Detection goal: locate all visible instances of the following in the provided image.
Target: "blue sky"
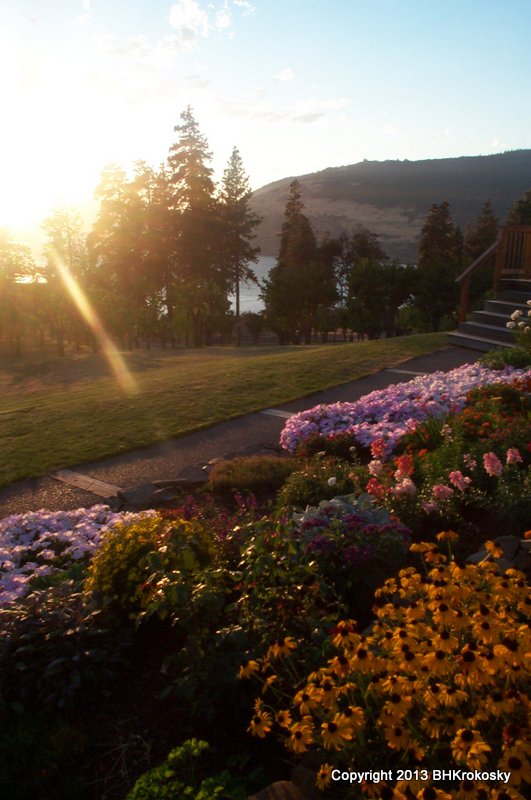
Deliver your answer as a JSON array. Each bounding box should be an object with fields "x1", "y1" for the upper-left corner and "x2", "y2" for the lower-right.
[{"x1": 1, "y1": 0, "x2": 530, "y2": 239}]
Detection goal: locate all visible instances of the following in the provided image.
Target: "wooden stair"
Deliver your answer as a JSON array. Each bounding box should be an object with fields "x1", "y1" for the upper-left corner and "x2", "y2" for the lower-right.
[{"x1": 448, "y1": 278, "x2": 531, "y2": 351}]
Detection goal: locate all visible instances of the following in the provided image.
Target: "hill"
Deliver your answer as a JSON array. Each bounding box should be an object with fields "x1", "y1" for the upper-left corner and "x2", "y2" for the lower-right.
[{"x1": 251, "y1": 149, "x2": 531, "y2": 262}]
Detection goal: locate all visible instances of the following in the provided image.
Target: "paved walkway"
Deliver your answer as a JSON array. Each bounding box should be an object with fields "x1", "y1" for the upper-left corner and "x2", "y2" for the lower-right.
[{"x1": 0, "y1": 346, "x2": 479, "y2": 517}]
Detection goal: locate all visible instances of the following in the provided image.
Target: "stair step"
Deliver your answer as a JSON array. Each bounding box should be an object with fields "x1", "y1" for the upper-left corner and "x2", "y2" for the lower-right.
[
  {"x1": 447, "y1": 331, "x2": 514, "y2": 352},
  {"x1": 498, "y1": 290, "x2": 531, "y2": 303},
  {"x1": 501, "y1": 278, "x2": 531, "y2": 292},
  {"x1": 471, "y1": 310, "x2": 513, "y2": 328},
  {"x1": 458, "y1": 321, "x2": 515, "y2": 342},
  {"x1": 485, "y1": 299, "x2": 530, "y2": 315}
]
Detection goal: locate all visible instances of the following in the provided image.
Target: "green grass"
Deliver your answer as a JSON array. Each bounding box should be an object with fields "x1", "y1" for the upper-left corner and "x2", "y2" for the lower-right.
[{"x1": 0, "y1": 334, "x2": 446, "y2": 488}]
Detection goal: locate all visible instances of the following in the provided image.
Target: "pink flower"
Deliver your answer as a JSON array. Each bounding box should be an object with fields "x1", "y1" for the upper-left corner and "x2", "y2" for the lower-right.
[
  {"x1": 448, "y1": 470, "x2": 472, "y2": 491},
  {"x1": 368, "y1": 459, "x2": 384, "y2": 477},
  {"x1": 432, "y1": 484, "x2": 454, "y2": 501},
  {"x1": 483, "y1": 452, "x2": 503, "y2": 477},
  {"x1": 370, "y1": 438, "x2": 386, "y2": 459},
  {"x1": 422, "y1": 501, "x2": 439, "y2": 513},
  {"x1": 391, "y1": 478, "x2": 416, "y2": 497},
  {"x1": 463, "y1": 453, "x2": 477, "y2": 470},
  {"x1": 506, "y1": 447, "x2": 523, "y2": 465}
]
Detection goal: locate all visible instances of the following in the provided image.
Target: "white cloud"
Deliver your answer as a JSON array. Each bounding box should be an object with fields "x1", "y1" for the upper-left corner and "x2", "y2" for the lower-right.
[
  {"x1": 233, "y1": 0, "x2": 256, "y2": 14},
  {"x1": 273, "y1": 68, "x2": 294, "y2": 82},
  {"x1": 169, "y1": 0, "x2": 210, "y2": 38},
  {"x1": 218, "y1": 94, "x2": 351, "y2": 125}
]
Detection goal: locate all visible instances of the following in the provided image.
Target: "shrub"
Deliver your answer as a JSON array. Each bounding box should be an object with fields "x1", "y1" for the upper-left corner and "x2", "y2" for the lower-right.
[
  {"x1": 0, "y1": 582, "x2": 129, "y2": 713},
  {"x1": 84, "y1": 515, "x2": 214, "y2": 618},
  {"x1": 481, "y1": 346, "x2": 531, "y2": 370},
  {"x1": 206, "y1": 455, "x2": 295, "y2": 501},
  {"x1": 277, "y1": 456, "x2": 363, "y2": 509},
  {"x1": 248, "y1": 536, "x2": 531, "y2": 797},
  {"x1": 125, "y1": 738, "x2": 256, "y2": 800}
]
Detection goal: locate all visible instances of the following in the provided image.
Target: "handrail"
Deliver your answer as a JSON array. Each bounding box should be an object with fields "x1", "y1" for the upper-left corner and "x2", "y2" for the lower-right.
[{"x1": 455, "y1": 236, "x2": 500, "y2": 323}]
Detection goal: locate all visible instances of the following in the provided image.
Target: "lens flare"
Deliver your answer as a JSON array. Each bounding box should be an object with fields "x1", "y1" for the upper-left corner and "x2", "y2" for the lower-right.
[{"x1": 52, "y1": 250, "x2": 138, "y2": 395}]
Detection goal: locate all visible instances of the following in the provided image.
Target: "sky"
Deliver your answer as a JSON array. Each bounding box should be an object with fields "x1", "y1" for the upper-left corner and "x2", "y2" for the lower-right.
[{"x1": 1, "y1": 0, "x2": 530, "y2": 245}]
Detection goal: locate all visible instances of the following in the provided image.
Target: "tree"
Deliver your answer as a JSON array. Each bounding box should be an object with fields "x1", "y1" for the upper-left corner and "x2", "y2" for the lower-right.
[
  {"x1": 507, "y1": 189, "x2": 531, "y2": 225},
  {"x1": 219, "y1": 147, "x2": 261, "y2": 344},
  {"x1": 262, "y1": 180, "x2": 336, "y2": 344},
  {"x1": 166, "y1": 106, "x2": 226, "y2": 346},
  {"x1": 0, "y1": 230, "x2": 36, "y2": 354},
  {"x1": 413, "y1": 201, "x2": 462, "y2": 331},
  {"x1": 42, "y1": 206, "x2": 89, "y2": 354}
]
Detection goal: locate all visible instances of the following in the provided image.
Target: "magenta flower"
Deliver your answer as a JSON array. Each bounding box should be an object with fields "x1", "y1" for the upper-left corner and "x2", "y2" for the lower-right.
[{"x1": 483, "y1": 452, "x2": 503, "y2": 477}]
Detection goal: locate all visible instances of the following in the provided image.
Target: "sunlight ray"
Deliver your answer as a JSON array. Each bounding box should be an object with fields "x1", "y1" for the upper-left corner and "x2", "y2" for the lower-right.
[{"x1": 52, "y1": 250, "x2": 139, "y2": 395}]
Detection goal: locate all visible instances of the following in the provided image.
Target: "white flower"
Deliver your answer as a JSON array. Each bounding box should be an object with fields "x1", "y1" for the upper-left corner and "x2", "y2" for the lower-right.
[
  {"x1": 327, "y1": 477, "x2": 337, "y2": 487},
  {"x1": 506, "y1": 321, "x2": 516, "y2": 329},
  {"x1": 510, "y1": 310, "x2": 523, "y2": 320}
]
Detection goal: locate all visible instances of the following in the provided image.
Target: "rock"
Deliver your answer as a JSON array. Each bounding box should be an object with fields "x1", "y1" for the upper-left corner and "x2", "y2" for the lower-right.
[
  {"x1": 247, "y1": 781, "x2": 310, "y2": 800},
  {"x1": 495, "y1": 536, "x2": 521, "y2": 560},
  {"x1": 291, "y1": 765, "x2": 323, "y2": 800},
  {"x1": 175, "y1": 464, "x2": 208, "y2": 485},
  {"x1": 117, "y1": 483, "x2": 159, "y2": 509}
]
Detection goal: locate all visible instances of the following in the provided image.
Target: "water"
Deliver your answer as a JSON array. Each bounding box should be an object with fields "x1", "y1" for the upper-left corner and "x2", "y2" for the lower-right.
[{"x1": 231, "y1": 254, "x2": 276, "y2": 314}]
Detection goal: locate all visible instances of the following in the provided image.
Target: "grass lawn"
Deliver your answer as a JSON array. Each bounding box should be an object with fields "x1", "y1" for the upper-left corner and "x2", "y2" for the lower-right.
[{"x1": 0, "y1": 333, "x2": 446, "y2": 488}]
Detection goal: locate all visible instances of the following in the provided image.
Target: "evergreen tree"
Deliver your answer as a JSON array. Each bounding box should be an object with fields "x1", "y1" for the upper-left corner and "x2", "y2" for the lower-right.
[
  {"x1": 507, "y1": 189, "x2": 531, "y2": 225},
  {"x1": 219, "y1": 147, "x2": 261, "y2": 344},
  {"x1": 413, "y1": 201, "x2": 462, "y2": 331},
  {"x1": 166, "y1": 106, "x2": 227, "y2": 346},
  {"x1": 262, "y1": 180, "x2": 336, "y2": 344}
]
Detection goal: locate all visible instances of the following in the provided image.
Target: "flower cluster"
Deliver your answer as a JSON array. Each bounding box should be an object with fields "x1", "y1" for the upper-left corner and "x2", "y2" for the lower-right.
[
  {"x1": 246, "y1": 538, "x2": 531, "y2": 797},
  {"x1": 506, "y1": 301, "x2": 531, "y2": 335},
  {"x1": 0, "y1": 505, "x2": 153, "y2": 606},
  {"x1": 280, "y1": 364, "x2": 531, "y2": 457}
]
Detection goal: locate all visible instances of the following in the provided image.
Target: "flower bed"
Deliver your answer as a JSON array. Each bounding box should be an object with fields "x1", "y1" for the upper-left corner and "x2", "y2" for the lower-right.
[
  {"x1": 280, "y1": 364, "x2": 531, "y2": 457},
  {"x1": 0, "y1": 505, "x2": 153, "y2": 606}
]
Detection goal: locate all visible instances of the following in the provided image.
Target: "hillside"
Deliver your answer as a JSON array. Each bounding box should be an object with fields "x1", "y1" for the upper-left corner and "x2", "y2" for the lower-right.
[{"x1": 251, "y1": 149, "x2": 531, "y2": 262}]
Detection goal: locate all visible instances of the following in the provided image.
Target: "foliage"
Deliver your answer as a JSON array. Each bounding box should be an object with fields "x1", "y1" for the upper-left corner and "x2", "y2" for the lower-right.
[
  {"x1": 277, "y1": 456, "x2": 358, "y2": 508},
  {"x1": 248, "y1": 536, "x2": 531, "y2": 798},
  {"x1": 481, "y1": 345, "x2": 531, "y2": 370},
  {"x1": 0, "y1": 582, "x2": 129, "y2": 714},
  {"x1": 262, "y1": 180, "x2": 337, "y2": 344},
  {"x1": 507, "y1": 188, "x2": 531, "y2": 225},
  {"x1": 126, "y1": 738, "x2": 264, "y2": 800},
  {"x1": 206, "y1": 455, "x2": 296, "y2": 501},
  {"x1": 280, "y1": 362, "x2": 531, "y2": 456},
  {"x1": 463, "y1": 200, "x2": 498, "y2": 310},
  {"x1": 292, "y1": 494, "x2": 411, "y2": 617},
  {"x1": 413, "y1": 201, "x2": 462, "y2": 331},
  {"x1": 84, "y1": 515, "x2": 214, "y2": 618},
  {"x1": 0, "y1": 505, "x2": 152, "y2": 606},
  {"x1": 0, "y1": 713, "x2": 87, "y2": 800}
]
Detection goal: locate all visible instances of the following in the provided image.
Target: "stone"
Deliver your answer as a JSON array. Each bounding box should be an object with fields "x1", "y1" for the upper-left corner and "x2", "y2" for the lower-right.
[
  {"x1": 494, "y1": 535, "x2": 521, "y2": 560},
  {"x1": 117, "y1": 483, "x2": 158, "y2": 509},
  {"x1": 247, "y1": 781, "x2": 309, "y2": 800}
]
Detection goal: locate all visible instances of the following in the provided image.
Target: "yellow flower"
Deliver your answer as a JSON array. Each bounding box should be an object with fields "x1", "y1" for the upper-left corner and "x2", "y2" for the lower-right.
[
  {"x1": 321, "y1": 714, "x2": 354, "y2": 749},
  {"x1": 436, "y1": 530, "x2": 459, "y2": 543},
  {"x1": 287, "y1": 719, "x2": 314, "y2": 754},
  {"x1": 294, "y1": 686, "x2": 319, "y2": 716},
  {"x1": 316, "y1": 764, "x2": 332, "y2": 790},
  {"x1": 498, "y1": 748, "x2": 531, "y2": 785},
  {"x1": 268, "y1": 636, "x2": 297, "y2": 659},
  {"x1": 276, "y1": 709, "x2": 292, "y2": 729},
  {"x1": 248, "y1": 709, "x2": 273, "y2": 738},
  {"x1": 331, "y1": 620, "x2": 360, "y2": 649},
  {"x1": 451, "y1": 728, "x2": 491, "y2": 768},
  {"x1": 484, "y1": 540, "x2": 504, "y2": 558},
  {"x1": 238, "y1": 659, "x2": 259, "y2": 679}
]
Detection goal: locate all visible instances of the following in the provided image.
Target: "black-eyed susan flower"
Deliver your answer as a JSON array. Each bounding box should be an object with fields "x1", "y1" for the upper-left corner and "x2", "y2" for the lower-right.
[
  {"x1": 268, "y1": 636, "x2": 296, "y2": 659},
  {"x1": 498, "y1": 751, "x2": 531, "y2": 785},
  {"x1": 238, "y1": 658, "x2": 259, "y2": 679},
  {"x1": 331, "y1": 620, "x2": 359, "y2": 649},
  {"x1": 451, "y1": 728, "x2": 491, "y2": 768},
  {"x1": 321, "y1": 714, "x2": 353, "y2": 749},
  {"x1": 286, "y1": 719, "x2": 313, "y2": 754},
  {"x1": 248, "y1": 709, "x2": 273, "y2": 738},
  {"x1": 276, "y1": 709, "x2": 292, "y2": 729},
  {"x1": 315, "y1": 764, "x2": 332, "y2": 790}
]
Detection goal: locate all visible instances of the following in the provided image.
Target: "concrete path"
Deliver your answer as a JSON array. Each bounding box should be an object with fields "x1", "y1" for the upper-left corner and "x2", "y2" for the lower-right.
[{"x1": 0, "y1": 346, "x2": 479, "y2": 517}]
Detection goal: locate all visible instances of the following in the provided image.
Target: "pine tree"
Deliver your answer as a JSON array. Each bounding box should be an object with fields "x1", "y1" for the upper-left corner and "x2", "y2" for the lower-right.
[
  {"x1": 262, "y1": 180, "x2": 336, "y2": 344},
  {"x1": 507, "y1": 189, "x2": 531, "y2": 225},
  {"x1": 414, "y1": 201, "x2": 462, "y2": 331},
  {"x1": 166, "y1": 107, "x2": 226, "y2": 345},
  {"x1": 219, "y1": 147, "x2": 261, "y2": 344}
]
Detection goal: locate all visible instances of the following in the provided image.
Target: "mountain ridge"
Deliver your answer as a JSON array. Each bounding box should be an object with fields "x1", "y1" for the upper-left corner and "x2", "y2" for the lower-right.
[{"x1": 250, "y1": 149, "x2": 531, "y2": 262}]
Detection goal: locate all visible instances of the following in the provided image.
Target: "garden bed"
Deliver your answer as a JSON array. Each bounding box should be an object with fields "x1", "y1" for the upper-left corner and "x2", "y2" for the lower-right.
[{"x1": 0, "y1": 356, "x2": 529, "y2": 799}]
